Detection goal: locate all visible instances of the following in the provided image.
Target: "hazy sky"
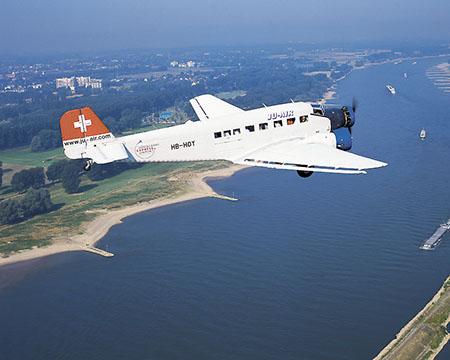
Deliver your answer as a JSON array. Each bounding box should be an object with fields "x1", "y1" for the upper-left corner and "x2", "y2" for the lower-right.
[{"x1": 1, "y1": 0, "x2": 449, "y2": 54}]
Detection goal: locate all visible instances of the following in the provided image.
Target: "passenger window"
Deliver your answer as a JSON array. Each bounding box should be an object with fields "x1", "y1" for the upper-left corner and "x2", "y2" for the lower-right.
[
  {"x1": 245, "y1": 125, "x2": 255, "y2": 132},
  {"x1": 312, "y1": 108, "x2": 324, "y2": 116},
  {"x1": 300, "y1": 115, "x2": 308, "y2": 123},
  {"x1": 233, "y1": 128, "x2": 241, "y2": 135},
  {"x1": 274, "y1": 120, "x2": 282, "y2": 128},
  {"x1": 259, "y1": 123, "x2": 268, "y2": 130},
  {"x1": 224, "y1": 130, "x2": 231, "y2": 137},
  {"x1": 287, "y1": 117, "x2": 295, "y2": 125},
  {"x1": 214, "y1": 132, "x2": 222, "y2": 139}
]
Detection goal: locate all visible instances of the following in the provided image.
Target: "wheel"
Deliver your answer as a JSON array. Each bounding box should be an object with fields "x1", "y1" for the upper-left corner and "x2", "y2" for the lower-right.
[
  {"x1": 83, "y1": 160, "x2": 93, "y2": 171},
  {"x1": 297, "y1": 170, "x2": 313, "y2": 178}
]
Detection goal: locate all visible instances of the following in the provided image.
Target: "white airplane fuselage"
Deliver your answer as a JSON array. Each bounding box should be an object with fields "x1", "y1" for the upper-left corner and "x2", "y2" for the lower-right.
[{"x1": 120, "y1": 102, "x2": 331, "y2": 163}]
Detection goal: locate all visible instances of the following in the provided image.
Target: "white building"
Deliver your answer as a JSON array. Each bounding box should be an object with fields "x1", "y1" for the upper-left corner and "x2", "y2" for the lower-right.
[
  {"x1": 56, "y1": 76, "x2": 102, "y2": 90},
  {"x1": 170, "y1": 60, "x2": 196, "y2": 68},
  {"x1": 56, "y1": 77, "x2": 75, "y2": 90},
  {"x1": 76, "y1": 76, "x2": 102, "y2": 89},
  {"x1": 76, "y1": 76, "x2": 90, "y2": 87},
  {"x1": 89, "y1": 79, "x2": 102, "y2": 89}
]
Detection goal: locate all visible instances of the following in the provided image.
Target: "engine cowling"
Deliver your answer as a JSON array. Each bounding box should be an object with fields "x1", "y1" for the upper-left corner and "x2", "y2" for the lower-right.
[
  {"x1": 323, "y1": 105, "x2": 355, "y2": 151},
  {"x1": 333, "y1": 127, "x2": 352, "y2": 151},
  {"x1": 324, "y1": 106, "x2": 355, "y2": 130}
]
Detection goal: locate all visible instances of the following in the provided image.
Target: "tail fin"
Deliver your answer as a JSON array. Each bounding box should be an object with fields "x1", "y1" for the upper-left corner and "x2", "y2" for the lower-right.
[{"x1": 60, "y1": 107, "x2": 127, "y2": 164}]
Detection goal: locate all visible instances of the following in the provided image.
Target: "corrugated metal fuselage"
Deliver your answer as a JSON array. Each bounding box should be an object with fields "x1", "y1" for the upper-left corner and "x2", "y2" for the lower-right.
[{"x1": 120, "y1": 102, "x2": 333, "y2": 163}]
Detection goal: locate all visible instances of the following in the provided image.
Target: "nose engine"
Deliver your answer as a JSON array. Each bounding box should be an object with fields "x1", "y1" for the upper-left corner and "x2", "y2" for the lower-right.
[{"x1": 323, "y1": 105, "x2": 355, "y2": 151}]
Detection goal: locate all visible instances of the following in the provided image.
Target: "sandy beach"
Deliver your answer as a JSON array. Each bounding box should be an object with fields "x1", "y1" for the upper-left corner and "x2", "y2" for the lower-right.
[
  {"x1": 0, "y1": 164, "x2": 244, "y2": 268},
  {"x1": 320, "y1": 89, "x2": 336, "y2": 104}
]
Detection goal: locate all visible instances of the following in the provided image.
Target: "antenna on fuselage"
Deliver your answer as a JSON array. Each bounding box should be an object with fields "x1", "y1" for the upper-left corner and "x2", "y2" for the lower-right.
[
  {"x1": 290, "y1": 98, "x2": 295, "y2": 103},
  {"x1": 262, "y1": 103, "x2": 267, "y2": 108}
]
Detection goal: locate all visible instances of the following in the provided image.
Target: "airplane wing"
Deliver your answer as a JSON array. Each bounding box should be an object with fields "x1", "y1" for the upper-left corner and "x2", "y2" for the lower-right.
[
  {"x1": 190, "y1": 94, "x2": 244, "y2": 121},
  {"x1": 235, "y1": 140, "x2": 387, "y2": 174}
]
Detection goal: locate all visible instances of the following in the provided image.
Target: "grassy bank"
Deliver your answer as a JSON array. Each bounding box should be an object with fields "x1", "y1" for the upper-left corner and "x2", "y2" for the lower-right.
[
  {"x1": 375, "y1": 276, "x2": 450, "y2": 360},
  {"x1": 0, "y1": 147, "x2": 226, "y2": 255},
  {"x1": 0, "y1": 147, "x2": 64, "y2": 167}
]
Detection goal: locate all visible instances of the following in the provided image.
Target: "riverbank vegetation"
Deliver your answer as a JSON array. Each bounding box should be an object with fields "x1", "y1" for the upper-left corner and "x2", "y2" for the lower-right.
[{"x1": 0, "y1": 145, "x2": 227, "y2": 255}]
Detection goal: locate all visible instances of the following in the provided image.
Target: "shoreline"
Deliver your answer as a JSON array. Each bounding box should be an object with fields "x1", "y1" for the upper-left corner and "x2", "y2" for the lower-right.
[
  {"x1": 321, "y1": 53, "x2": 450, "y2": 106},
  {"x1": 374, "y1": 276, "x2": 450, "y2": 360},
  {"x1": 0, "y1": 164, "x2": 244, "y2": 268}
]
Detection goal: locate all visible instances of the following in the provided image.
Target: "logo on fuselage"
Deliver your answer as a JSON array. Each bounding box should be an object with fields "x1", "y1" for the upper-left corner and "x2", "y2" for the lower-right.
[{"x1": 135, "y1": 143, "x2": 158, "y2": 159}]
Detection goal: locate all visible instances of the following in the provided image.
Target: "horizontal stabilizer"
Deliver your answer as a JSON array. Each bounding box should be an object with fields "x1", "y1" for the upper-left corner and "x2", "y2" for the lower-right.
[
  {"x1": 190, "y1": 94, "x2": 244, "y2": 121},
  {"x1": 86, "y1": 141, "x2": 129, "y2": 164}
]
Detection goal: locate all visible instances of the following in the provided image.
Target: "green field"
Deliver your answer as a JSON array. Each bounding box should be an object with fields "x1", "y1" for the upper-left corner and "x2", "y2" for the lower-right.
[
  {"x1": 0, "y1": 147, "x2": 65, "y2": 167},
  {"x1": 0, "y1": 147, "x2": 67, "y2": 188},
  {"x1": 216, "y1": 90, "x2": 246, "y2": 100}
]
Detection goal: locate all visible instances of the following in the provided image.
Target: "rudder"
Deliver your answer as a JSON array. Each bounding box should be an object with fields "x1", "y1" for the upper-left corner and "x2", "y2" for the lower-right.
[{"x1": 60, "y1": 107, "x2": 127, "y2": 165}]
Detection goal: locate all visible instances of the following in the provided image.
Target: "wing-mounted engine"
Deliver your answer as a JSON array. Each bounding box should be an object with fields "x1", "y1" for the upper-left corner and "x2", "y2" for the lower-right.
[{"x1": 323, "y1": 102, "x2": 356, "y2": 151}]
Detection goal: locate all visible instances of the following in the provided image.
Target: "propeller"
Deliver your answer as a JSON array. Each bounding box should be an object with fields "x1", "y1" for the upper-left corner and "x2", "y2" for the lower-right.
[
  {"x1": 352, "y1": 97, "x2": 358, "y2": 113},
  {"x1": 348, "y1": 97, "x2": 358, "y2": 135}
]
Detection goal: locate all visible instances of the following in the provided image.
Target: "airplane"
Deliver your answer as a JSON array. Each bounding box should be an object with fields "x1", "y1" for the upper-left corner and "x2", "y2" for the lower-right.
[{"x1": 59, "y1": 94, "x2": 387, "y2": 178}]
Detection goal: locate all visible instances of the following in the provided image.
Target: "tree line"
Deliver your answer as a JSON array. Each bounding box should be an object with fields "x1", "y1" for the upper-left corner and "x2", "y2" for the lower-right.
[
  {"x1": 1, "y1": 159, "x2": 140, "y2": 225},
  {"x1": 9, "y1": 159, "x2": 140, "y2": 195},
  {"x1": 0, "y1": 162, "x2": 83, "y2": 225},
  {"x1": 0, "y1": 188, "x2": 53, "y2": 225},
  {"x1": 10, "y1": 165, "x2": 76, "y2": 193}
]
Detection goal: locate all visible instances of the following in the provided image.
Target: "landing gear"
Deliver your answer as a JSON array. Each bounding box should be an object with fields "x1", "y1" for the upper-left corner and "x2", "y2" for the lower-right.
[
  {"x1": 297, "y1": 170, "x2": 313, "y2": 178},
  {"x1": 83, "y1": 159, "x2": 94, "y2": 171}
]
